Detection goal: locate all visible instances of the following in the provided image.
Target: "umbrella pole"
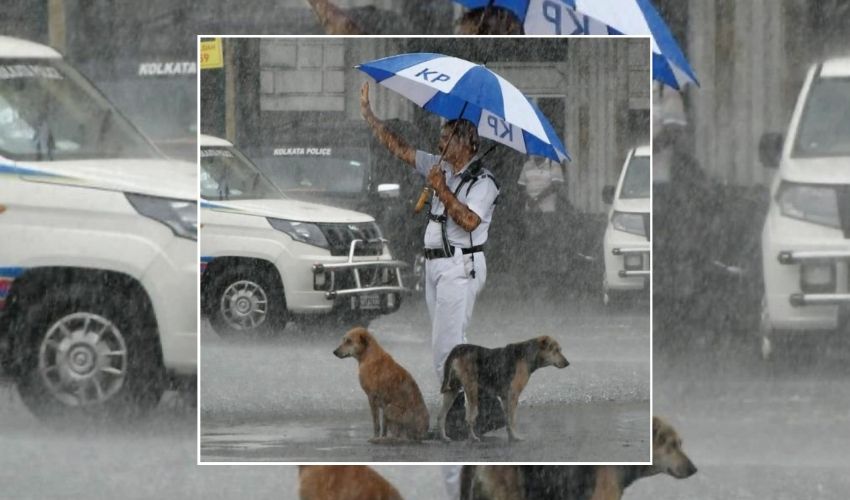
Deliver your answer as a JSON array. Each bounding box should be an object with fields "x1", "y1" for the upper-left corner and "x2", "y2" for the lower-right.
[{"x1": 413, "y1": 101, "x2": 472, "y2": 214}]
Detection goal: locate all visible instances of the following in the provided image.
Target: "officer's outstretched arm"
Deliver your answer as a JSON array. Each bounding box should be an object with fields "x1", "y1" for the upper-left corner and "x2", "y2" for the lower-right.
[
  {"x1": 360, "y1": 82, "x2": 416, "y2": 167},
  {"x1": 429, "y1": 166, "x2": 481, "y2": 232},
  {"x1": 306, "y1": 0, "x2": 365, "y2": 35}
]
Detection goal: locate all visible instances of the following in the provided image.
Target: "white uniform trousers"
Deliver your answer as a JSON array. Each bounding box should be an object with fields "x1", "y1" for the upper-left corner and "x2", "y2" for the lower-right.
[
  {"x1": 426, "y1": 249, "x2": 486, "y2": 500},
  {"x1": 425, "y1": 248, "x2": 487, "y2": 381}
]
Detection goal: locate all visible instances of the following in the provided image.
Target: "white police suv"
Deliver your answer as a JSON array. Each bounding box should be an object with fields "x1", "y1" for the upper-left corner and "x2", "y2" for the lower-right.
[
  {"x1": 601, "y1": 145, "x2": 651, "y2": 305},
  {"x1": 200, "y1": 134, "x2": 405, "y2": 337},
  {"x1": 0, "y1": 37, "x2": 197, "y2": 419},
  {"x1": 758, "y1": 57, "x2": 850, "y2": 358}
]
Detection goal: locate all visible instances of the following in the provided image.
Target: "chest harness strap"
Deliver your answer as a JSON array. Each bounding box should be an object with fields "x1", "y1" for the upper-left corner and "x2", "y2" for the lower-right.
[{"x1": 426, "y1": 160, "x2": 499, "y2": 279}]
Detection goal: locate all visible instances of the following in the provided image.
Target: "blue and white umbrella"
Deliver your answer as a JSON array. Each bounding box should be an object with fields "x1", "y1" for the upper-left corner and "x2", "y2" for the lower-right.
[
  {"x1": 357, "y1": 52, "x2": 570, "y2": 163},
  {"x1": 453, "y1": 0, "x2": 698, "y2": 90}
]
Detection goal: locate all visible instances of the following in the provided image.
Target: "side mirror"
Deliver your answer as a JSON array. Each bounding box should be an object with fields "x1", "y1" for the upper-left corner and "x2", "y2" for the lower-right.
[
  {"x1": 602, "y1": 185, "x2": 616, "y2": 205},
  {"x1": 377, "y1": 183, "x2": 400, "y2": 199},
  {"x1": 758, "y1": 132, "x2": 784, "y2": 169}
]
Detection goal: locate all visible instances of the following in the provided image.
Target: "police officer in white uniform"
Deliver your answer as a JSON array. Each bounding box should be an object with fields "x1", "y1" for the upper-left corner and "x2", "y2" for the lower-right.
[{"x1": 360, "y1": 82, "x2": 499, "y2": 500}]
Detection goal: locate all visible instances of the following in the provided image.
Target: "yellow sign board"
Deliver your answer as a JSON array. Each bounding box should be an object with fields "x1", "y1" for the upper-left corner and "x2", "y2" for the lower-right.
[{"x1": 200, "y1": 38, "x2": 223, "y2": 70}]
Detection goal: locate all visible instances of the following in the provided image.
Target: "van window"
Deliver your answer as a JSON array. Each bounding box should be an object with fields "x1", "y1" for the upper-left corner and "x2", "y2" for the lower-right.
[
  {"x1": 620, "y1": 154, "x2": 650, "y2": 199},
  {"x1": 793, "y1": 77, "x2": 850, "y2": 158},
  {"x1": 0, "y1": 59, "x2": 157, "y2": 161}
]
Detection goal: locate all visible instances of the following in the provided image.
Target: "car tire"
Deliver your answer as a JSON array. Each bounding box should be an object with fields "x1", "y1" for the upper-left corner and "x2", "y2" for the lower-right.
[
  {"x1": 15, "y1": 284, "x2": 165, "y2": 421},
  {"x1": 208, "y1": 263, "x2": 287, "y2": 338}
]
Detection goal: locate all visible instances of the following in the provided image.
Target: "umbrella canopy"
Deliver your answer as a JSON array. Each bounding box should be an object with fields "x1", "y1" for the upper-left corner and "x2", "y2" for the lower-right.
[
  {"x1": 453, "y1": 0, "x2": 697, "y2": 90},
  {"x1": 357, "y1": 52, "x2": 570, "y2": 163}
]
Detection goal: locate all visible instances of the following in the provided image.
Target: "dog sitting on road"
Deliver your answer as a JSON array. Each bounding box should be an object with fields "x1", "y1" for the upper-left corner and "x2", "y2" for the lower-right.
[
  {"x1": 298, "y1": 465, "x2": 403, "y2": 500},
  {"x1": 438, "y1": 336, "x2": 569, "y2": 442},
  {"x1": 334, "y1": 327, "x2": 429, "y2": 442},
  {"x1": 460, "y1": 416, "x2": 697, "y2": 499}
]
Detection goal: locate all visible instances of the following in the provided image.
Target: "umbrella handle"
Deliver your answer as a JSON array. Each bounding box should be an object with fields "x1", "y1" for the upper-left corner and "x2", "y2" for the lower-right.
[{"x1": 414, "y1": 186, "x2": 432, "y2": 214}]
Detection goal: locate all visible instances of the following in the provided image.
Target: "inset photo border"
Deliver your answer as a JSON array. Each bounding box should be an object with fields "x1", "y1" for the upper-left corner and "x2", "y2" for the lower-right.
[{"x1": 196, "y1": 35, "x2": 652, "y2": 464}]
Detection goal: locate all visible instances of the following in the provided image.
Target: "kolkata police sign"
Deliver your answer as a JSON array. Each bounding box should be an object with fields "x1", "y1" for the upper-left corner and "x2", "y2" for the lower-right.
[
  {"x1": 274, "y1": 147, "x2": 332, "y2": 157},
  {"x1": 138, "y1": 61, "x2": 197, "y2": 77}
]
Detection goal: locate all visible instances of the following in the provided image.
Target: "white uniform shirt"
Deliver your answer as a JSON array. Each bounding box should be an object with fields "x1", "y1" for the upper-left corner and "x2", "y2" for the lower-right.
[
  {"x1": 415, "y1": 150, "x2": 500, "y2": 249},
  {"x1": 517, "y1": 158, "x2": 563, "y2": 213}
]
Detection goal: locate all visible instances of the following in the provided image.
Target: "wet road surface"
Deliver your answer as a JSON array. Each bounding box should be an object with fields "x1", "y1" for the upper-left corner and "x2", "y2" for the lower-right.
[
  {"x1": 201, "y1": 281, "x2": 651, "y2": 462},
  {"x1": 629, "y1": 327, "x2": 850, "y2": 500},
  {"x1": 0, "y1": 384, "x2": 443, "y2": 500}
]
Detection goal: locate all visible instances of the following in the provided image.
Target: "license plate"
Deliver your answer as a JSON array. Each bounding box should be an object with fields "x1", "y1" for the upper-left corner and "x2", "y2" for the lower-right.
[
  {"x1": 357, "y1": 294, "x2": 381, "y2": 310},
  {"x1": 624, "y1": 254, "x2": 643, "y2": 270}
]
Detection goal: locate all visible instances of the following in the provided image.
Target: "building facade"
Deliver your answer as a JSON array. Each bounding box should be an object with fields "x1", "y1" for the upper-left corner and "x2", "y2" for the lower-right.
[{"x1": 207, "y1": 38, "x2": 650, "y2": 214}]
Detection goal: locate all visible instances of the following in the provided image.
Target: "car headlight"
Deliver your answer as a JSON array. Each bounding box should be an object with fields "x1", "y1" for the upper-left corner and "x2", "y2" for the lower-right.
[
  {"x1": 777, "y1": 182, "x2": 840, "y2": 229},
  {"x1": 611, "y1": 211, "x2": 646, "y2": 237},
  {"x1": 126, "y1": 193, "x2": 197, "y2": 240},
  {"x1": 267, "y1": 218, "x2": 329, "y2": 249}
]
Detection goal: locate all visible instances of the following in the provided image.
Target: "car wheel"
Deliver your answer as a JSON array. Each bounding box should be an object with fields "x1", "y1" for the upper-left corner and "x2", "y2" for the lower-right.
[
  {"x1": 209, "y1": 263, "x2": 286, "y2": 338},
  {"x1": 15, "y1": 284, "x2": 164, "y2": 421}
]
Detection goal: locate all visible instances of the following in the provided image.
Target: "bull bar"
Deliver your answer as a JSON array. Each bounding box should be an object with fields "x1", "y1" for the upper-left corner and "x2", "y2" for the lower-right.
[
  {"x1": 312, "y1": 238, "x2": 408, "y2": 300},
  {"x1": 614, "y1": 247, "x2": 651, "y2": 278},
  {"x1": 778, "y1": 249, "x2": 850, "y2": 307}
]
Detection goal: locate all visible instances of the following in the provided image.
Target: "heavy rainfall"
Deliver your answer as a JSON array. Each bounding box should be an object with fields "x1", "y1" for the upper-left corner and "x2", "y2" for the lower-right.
[
  {"x1": 199, "y1": 37, "x2": 651, "y2": 464},
  {"x1": 0, "y1": 1, "x2": 848, "y2": 499}
]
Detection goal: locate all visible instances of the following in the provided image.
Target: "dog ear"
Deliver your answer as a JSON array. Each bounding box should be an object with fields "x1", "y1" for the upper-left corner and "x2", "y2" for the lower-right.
[
  {"x1": 359, "y1": 332, "x2": 370, "y2": 348},
  {"x1": 652, "y1": 416, "x2": 662, "y2": 442}
]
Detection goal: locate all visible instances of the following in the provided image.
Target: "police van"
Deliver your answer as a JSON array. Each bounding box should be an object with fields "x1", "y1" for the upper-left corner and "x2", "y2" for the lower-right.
[
  {"x1": 758, "y1": 57, "x2": 850, "y2": 358},
  {"x1": 601, "y1": 145, "x2": 650, "y2": 305},
  {"x1": 0, "y1": 36, "x2": 197, "y2": 419},
  {"x1": 200, "y1": 134, "x2": 405, "y2": 337}
]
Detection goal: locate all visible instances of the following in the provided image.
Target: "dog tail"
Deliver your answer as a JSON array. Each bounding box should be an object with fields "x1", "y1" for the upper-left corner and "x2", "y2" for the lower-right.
[{"x1": 440, "y1": 351, "x2": 457, "y2": 394}]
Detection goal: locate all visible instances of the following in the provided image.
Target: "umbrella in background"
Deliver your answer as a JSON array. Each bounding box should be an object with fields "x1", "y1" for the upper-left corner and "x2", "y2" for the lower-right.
[
  {"x1": 453, "y1": 0, "x2": 698, "y2": 89},
  {"x1": 356, "y1": 52, "x2": 570, "y2": 163}
]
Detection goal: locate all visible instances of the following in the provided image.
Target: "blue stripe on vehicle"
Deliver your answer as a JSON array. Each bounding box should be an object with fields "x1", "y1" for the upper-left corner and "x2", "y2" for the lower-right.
[
  {"x1": 0, "y1": 163, "x2": 61, "y2": 178},
  {"x1": 0, "y1": 267, "x2": 25, "y2": 278}
]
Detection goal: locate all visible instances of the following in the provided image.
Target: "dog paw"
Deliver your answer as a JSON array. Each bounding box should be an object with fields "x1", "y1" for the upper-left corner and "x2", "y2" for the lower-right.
[
  {"x1": 468, "y1": 434, "x2": 481, "y2": 443},
  {"x1": 440, "y1": 434, "x2": 451, "y2": 443},
  {"x1": 508, "y1": 434, "x2": 525, "y2": 442}
]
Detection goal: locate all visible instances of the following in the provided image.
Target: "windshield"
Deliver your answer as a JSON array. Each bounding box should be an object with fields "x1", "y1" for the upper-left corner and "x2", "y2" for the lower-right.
[
  {"x1": 620, "y1": 154, "x2": 650, "y2": 199},
  {"x1": 98, "y1": 77, "x2": 196, "y2": 142},
  {"x1": 254, "y1": 147, "x2": 369, "y2": 196},
  {"x1": 0, "y1": 59, "x2": 158, "y2": 161},
  {"x1": 200, "y1": 146, "x2": 282, "y2": 200},
  {"x1": 793, "y1": 77, "x2": 850, "y2": 158}
]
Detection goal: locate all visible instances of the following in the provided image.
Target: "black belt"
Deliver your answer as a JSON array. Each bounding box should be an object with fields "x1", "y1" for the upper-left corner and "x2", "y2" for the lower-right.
[{"x1": 424, "y1": 245, "x2": 484, "y2": 260}]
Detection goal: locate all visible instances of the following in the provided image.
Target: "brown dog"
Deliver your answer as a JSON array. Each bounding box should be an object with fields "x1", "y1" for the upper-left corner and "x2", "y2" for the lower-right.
[
  {"x1": 333, "y1": 327, "x2": 429, "y2": 442},
  {"x1": 298, "y1": 465, "x2": 403, "y2": 500},
  {"x1": 438, "y1": 336, "x2": 569, "y2": 442},
  {"x1": 460, "y1": 416, "x2": 697, "y2": 499}
]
